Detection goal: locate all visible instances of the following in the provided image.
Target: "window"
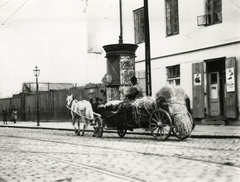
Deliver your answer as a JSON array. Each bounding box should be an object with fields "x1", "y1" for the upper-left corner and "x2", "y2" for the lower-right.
[
  {"x1": 205, "y1": 0, "x2": 222, "y2": 25},
  {"x1": 133, "y1": 8, "x2": 145, "y2": 44},
  {"x1": 166, "y1": 65, "x2": 180, "y2": 86},
  {"x1": 136, "y1": 71, "x2": 146, "y2": 95},
  {"x1": 165, "y1": 0, "x2": 179, "y2": 36},
  {"x1": 198, "y1": 0, "x2": 222, "y2": 26}
]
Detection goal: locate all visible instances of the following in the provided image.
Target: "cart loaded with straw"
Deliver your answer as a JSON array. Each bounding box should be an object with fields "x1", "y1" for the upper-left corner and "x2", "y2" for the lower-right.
[{"x1": 94, "y1": 86, "x2": 194, "y2": 140}]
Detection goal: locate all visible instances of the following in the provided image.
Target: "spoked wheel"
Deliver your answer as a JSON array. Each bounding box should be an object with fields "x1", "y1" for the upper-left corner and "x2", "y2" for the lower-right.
[
  {"x1": 93, "y1": 116, "x2": 103, "y2": 138},
  {"x1": 149, "y1": 109, "x2": 172, "y2": 141},
  {"x1": 172, "y1": 111, "x2": 193, "y2": 140},
  {"x1": 117, "y1": 128, "x2": 127, "y2": 138}
]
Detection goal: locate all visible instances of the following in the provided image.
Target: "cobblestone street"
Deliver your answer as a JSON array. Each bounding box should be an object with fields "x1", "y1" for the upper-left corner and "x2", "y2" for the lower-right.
[{"x1": 0, "y1": 127, "x2": 239, "y2": 182}]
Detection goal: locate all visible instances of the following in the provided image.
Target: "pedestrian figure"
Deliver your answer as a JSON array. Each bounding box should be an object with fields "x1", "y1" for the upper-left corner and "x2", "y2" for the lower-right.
[
  {"x1": 11, "y1": 109, "x2": 17, "y2": 124},
  {"x1": 2, "y1": 108, "x2": 8, "y2": 125}
]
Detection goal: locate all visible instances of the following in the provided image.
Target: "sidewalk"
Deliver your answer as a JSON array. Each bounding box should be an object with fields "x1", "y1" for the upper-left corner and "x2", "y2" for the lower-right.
[{"x1": 0, "y1": 121, "x2": 240, "y2": 138}]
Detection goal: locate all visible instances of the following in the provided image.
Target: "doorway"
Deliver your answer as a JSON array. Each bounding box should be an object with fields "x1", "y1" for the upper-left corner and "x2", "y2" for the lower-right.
[{"x1": 206, "y1": 58, "x2": 226, "y2": 117}]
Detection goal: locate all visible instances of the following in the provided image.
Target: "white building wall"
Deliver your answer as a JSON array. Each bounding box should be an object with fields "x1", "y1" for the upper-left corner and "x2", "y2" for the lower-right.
[
  {"x1": 119, "y1": 0, "x2": 240, "y2": 59},
  {"x1": 101, "y1": 0, "x2": 240, "y2": 118},
  {"x1": 137, "y1": 42, "x2": 240, "y2": 106}
]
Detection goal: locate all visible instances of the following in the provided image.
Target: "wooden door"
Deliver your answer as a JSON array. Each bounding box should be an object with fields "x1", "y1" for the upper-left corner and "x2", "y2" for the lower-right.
[{"x1": 209, "y1": 72, "x2": 220, "y2": 116}]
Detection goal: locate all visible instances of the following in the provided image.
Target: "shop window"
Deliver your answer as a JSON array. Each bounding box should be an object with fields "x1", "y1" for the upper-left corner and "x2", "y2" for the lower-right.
[
  {"x1": 165, "y1": 0, "x2": 179, "y2": 36},
  {"x1": 167, "y1": 65, "x2": 180, "y2": 86},
  {"x1": 133, "y1": 8, "x2": 145, "y2": 44}
]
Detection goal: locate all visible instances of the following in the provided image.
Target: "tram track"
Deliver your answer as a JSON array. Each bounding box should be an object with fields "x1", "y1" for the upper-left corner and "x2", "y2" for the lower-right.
[
  {"x1": 0, "y1": 132, "x2": 239, "y2": 169},
  {"x1": 0, "y1": 132, "x2": 238, "y2": 152},
  {"x1": 0, "y1": 136, "x2": 143, "y2": 182}
]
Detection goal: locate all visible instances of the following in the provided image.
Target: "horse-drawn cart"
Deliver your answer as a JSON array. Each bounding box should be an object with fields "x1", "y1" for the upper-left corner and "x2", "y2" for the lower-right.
[{"x1": 93, "y1": 86, "x2": 194, "y2": 141}]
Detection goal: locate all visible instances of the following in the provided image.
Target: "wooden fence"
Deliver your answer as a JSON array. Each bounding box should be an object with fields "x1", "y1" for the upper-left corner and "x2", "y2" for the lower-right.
[{"x1": 0, "y1": 84, "x2": 105, "y2": 122}]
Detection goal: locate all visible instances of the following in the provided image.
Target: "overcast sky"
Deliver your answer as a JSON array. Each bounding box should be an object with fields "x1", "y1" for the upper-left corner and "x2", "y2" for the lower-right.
[{"x1": 0, "y1": 0, "x2": 120, "y2": 98}]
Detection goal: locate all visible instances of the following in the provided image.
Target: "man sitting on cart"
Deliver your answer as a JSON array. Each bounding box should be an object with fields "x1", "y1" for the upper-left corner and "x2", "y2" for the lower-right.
[
  {"x1": 125, "y1": 76, "x2": 143, "y2": 102},
  {"x1": 124, "y1": 76, "x2": 143, "y2": 125}
]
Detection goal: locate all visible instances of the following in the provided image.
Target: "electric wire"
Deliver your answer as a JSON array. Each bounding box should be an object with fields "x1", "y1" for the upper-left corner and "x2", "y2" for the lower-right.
[
  {"x1": 0, "y1": 0, "x2": 11, "y2": 9},
  {"x1": 2, "y1": 0, "x2": 28, "y2": 25}
]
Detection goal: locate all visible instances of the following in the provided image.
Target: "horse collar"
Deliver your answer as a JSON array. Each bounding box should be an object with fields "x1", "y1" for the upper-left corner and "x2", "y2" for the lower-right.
[{"x1": 68, "y1": 99, "x2": 74, "y2": 108}]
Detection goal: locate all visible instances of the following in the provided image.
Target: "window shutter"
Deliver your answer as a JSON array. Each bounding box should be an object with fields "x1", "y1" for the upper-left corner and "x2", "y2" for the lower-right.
[
  {"x1": 225, "y1": 57, "x2": 237, "y2": 118},
  {"x1": 192, "y1": 62, "x2": 205, "y2": 118},
  {"x1": 134, "y1": 13, "x2": 139, "y2": 43},
  {"x1": 133, "y1": 8, "x2": 145, "y2": 44}
]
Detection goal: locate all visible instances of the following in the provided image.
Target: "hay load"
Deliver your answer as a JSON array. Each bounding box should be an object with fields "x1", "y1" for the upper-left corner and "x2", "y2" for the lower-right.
[
  {"x1": 156, "y1": 86, "x2": 193, "y2": 138},
  {"x1": 131, "y1": 96, "x2": 157, "y2": 126},
  {"x1": 97, "y1": 100, "x2": 122, "y2": 119},
  {"x1": 132, "y1": 96, "x2": 157, "y2": 111}
]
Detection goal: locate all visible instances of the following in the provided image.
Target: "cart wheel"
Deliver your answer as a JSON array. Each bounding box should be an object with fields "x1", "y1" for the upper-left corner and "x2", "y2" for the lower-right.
[
  {"x1": 93, "y1": 116, "x2": 103, "y2": 138},
  {"x1": 117, "y1": 128, "x2": 127, "y2": 138},
  {"x1": 172, "y1": 111, "x2": 193, "y2": 140},
  {"x1": 149, "y1": 109, "x2": 172, "y2": 141}
]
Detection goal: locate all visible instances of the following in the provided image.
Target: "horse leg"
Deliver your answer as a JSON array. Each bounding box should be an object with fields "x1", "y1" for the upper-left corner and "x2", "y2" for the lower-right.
[
  {"x1": 81, "y1": 124, "x2": 86, "y2": 136},
  {"x1": 71, "y1": 116, "x2": 78, "y2": 134},
  {"x1": 81, "y1": 118, "x2": 86, "y2": 136},
  {"x1": 77, "y1": 117, "x2": 81, "y2": 136}
]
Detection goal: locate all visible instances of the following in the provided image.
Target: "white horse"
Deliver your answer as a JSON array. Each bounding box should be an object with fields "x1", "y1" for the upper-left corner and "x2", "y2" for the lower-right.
[{"x1": 66, "y1": 94, "x2": 94, "y2": 136}]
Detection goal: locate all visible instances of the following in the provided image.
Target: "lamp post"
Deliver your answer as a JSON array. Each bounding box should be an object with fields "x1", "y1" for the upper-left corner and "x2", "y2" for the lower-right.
[{"x1": 33, "y1": 66, "x2": 40, "y2": 126}]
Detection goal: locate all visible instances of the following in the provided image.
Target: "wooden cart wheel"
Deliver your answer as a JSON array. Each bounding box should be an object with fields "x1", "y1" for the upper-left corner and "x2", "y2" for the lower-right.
[
  {"x1": 172, "y1": 111, "x2": 193, "y2": 140},
  {"x1": 93, "y1": 116, "x2": 103, "y2": 138},
  {"x1": 117, "y1": 128, "x2": 127, "y2": 138},
  {"x1": 149, "y1": 109, "x2": 172, "y2": 141}
]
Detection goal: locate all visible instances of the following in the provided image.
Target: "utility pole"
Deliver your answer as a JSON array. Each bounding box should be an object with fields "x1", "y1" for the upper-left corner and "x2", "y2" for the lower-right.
[
  {"x1": 119, "y1": 0, "x2": 123, "y2": 44},
  {"x1": 144, "y1": 0, "x2": 152, "y2": 96}
]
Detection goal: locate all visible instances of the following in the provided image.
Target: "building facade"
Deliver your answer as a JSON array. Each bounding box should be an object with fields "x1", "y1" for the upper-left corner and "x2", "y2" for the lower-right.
[{"x1": 112, "y1": 0, "x2": 240, "y2": 123}]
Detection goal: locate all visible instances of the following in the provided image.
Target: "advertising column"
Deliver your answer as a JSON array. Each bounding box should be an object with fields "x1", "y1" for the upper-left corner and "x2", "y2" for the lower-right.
[{"x1": 103, "y1": 43, "x2": 138, "y2": 102}]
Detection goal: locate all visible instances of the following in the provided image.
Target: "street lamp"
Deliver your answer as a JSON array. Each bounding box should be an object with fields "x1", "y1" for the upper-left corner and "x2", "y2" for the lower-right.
[{"x1": 33, "y1": 66, "x2": 40, "y2": 126}]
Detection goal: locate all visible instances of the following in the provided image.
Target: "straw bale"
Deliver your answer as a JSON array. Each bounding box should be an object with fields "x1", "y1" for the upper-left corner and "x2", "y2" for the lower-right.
[
  {"x1": 168, "y1": 97, "x2": 188, "y2": 114},
  {"x1": 156, "y1": 86, "x2": 187, "y2": 102},
  {"x1": 155, "y1": 86, "x2": 175, "y2": 101},
  {"x1": 174, "y1": 112, "x2": 193, "y2": 137},
  {"x1": 156, "y1": 85, "x2": 193, "y2": 137},
  {"x1": 99, "y1": 100, "x2": 122, "y2": 111},
  {"x1": 132, "y1": 96, "x2": 157, "y2": 110},
  {"x1": 174, "y1": 86, "x2": 188, "y2": 100},
  {"x1": 104, "y1": 100, "x2": 122, "y2": 107}
]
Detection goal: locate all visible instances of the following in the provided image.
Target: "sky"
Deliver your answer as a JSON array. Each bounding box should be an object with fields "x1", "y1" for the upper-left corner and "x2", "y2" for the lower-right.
[{"x1": 0, "y1": 0, "x2": 120, "y2": 98}]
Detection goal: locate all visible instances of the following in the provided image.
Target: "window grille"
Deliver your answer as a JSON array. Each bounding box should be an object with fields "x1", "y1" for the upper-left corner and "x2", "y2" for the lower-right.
[{"x1": 166, "y1": 65, "x2": 180, "y2": 86}]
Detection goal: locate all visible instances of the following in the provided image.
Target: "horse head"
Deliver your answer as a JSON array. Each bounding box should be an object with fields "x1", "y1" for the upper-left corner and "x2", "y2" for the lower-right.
[{"x1": 66, "y1": 94, "x2": 74, "y2": 107}]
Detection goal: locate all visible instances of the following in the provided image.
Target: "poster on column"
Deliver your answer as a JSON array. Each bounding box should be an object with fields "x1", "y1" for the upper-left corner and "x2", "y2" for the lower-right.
[
  {"x1": 226, "y1": 68, "x2": 235, "y2": 92},
  {"x1": 194, "y1": 74, "x2": 201, "y2": 85}
]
